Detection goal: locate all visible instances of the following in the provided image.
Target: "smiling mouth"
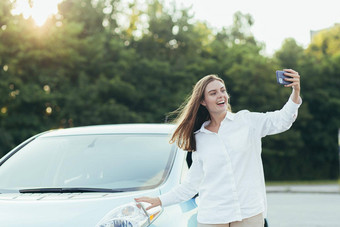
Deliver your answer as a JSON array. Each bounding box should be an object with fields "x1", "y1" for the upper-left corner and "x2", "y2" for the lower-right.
[{"x1": 217, "y1": 101, "x2": 225, "y2": 106}]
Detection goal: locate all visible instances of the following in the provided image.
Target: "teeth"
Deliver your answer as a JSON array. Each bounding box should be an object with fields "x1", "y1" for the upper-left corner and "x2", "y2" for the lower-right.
[{"x1": 218, "y1": 101, "x2": 225, "y2": 104}]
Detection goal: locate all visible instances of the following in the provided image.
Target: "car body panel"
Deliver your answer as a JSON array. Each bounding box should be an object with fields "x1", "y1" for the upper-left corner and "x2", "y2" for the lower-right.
[{"x1": 0, "y1": 124, "x2": 198, "y2": 226}]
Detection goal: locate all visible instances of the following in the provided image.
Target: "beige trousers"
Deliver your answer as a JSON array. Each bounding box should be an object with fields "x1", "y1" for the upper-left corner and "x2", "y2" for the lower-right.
[{"x1": 197, "y1": 213, "x2": 264, "y2": 227}]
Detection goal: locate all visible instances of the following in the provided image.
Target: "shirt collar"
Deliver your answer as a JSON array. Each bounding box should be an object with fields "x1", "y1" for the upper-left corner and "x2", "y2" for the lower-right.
[
  {"x1": 194, "y1": 111, "x2": 235, "y2": 134},
  {"x1": 225, "y1": 111, "x2": 235, "y2": 121}
]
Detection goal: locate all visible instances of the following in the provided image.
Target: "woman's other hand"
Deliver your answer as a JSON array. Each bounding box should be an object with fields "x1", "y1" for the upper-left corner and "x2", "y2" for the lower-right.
[{"x1": 134, "y1": 196, "x2": 162, "y2": 210}]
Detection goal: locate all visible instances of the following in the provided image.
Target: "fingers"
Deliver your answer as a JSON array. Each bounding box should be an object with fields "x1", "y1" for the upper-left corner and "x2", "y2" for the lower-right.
[
  {"x1": 283, "y1": 69, "x2": 300, "y2": 78},
  {"x1": 284, "y1": 82, "x2": 299, "y2": 87},
  {"x1": 134, "y1": 197, "x2": 152, "y2": 210},
  {"x1": 284, "y1": 74, "x2": 300, "y2": 82},
  {"x1": 145, "y1": 204, "x2": 156, "y2": 210},
  {"x1": 134, "y1": 197, "x2": 160, "y2": 210},
  {"x1": 134, "y1": 197, "x2": 147, "y2": 204},
  {"x1": 283, "y1": 68, "x2": 298, "y2": 74},
  {"x1": 282, "y1": 69, "x2": 300, "y2": 89},
  {"x1": 134, "y1": 197, "x2": 149, "y2": 202},
  {"x1": 284, "y1": 77, "x2": 299, "y2": 82},
  {"x1": 284, "y1": 80, "x2": 300, "y2": 88}
]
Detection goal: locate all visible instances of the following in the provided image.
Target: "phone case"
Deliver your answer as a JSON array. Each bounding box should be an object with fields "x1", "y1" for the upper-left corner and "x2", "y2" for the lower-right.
[{"x1": 276, "y1": 70, "x2": 292, "y2": 85}]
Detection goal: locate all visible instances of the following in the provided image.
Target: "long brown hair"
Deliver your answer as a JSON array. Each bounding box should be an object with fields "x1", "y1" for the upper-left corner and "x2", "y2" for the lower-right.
[{"x1": 169, "y1": 75, "x2": 231, "y2": 152}]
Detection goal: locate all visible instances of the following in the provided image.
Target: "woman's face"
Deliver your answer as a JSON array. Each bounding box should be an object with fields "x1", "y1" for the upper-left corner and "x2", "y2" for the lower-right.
[{"x1": 201, "y1": 80, "x2": 228, "y2": 115}]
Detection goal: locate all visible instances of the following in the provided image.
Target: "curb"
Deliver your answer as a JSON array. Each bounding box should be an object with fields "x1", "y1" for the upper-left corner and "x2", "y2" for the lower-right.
[{"x1": 266, "y1": 184, "x2": 340, "y2": 194}]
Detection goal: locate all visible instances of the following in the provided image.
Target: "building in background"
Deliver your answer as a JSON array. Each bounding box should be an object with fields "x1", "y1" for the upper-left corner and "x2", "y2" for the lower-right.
[{"x1": 310, "y1": 23, "x2": 340, "y2": 41}]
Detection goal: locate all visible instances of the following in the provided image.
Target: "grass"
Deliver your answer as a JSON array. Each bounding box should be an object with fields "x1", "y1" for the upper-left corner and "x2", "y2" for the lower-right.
[{"x1": 266, "y1": 179, "x2": 339, "y2": 186}]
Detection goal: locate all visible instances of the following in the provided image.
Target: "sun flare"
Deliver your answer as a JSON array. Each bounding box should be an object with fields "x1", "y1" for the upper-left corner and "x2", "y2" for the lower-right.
[{"x1": 12, "y1": 0, "x2": 63, "y2": 26}]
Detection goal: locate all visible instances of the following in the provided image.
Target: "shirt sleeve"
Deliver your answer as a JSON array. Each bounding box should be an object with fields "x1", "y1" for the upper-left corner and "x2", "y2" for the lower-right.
[
  {"x1": 244, "y1": 95, "x2": 302, "y2": 138},
  {"x1": 158, "y1": 151, "x2": 203, "y2": 207}
]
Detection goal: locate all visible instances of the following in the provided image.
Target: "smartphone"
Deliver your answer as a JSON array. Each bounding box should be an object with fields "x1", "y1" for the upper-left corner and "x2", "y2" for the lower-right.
[{"x1": 276, "y1": 70, "x2": 292, "y2": 85}]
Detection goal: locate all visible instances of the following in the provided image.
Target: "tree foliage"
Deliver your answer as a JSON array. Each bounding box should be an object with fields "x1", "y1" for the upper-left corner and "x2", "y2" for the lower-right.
[{"x1": 0, "y1": 0, "x2": 339, "y2": 180}]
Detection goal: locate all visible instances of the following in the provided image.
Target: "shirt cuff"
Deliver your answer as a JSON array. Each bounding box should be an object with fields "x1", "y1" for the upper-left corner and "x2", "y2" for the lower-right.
[
  {"x1": 158, "y1": 192, "x2": 175, "y2": 207},
  {"x1": 286, "y1": 96, "x2": 302, "y2": 120},
  {"x1": 288, "y1": 95, "x2": 302, "y2": 109}
]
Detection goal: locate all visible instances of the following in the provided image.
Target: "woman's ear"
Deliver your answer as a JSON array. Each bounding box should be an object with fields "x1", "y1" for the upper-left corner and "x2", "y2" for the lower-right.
[{"x1": 201, "y1": 100, "x2": 206, "y2": 106}]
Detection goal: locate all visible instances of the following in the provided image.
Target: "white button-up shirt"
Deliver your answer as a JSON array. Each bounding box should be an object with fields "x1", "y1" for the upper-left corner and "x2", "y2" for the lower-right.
[{"x1": 159, "y1": 96, "x2": 302, "y2": 224}]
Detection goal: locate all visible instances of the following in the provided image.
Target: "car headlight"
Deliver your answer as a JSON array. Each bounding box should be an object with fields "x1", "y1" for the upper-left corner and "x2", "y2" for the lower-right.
[{"x1": 96, "y1": 202, "x2": 162, "y2": 227}]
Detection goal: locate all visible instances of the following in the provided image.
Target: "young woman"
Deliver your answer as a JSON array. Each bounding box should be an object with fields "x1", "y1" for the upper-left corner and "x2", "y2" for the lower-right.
[{"x1": 135, "y1": 69, "x2": 302, "y2": 227}]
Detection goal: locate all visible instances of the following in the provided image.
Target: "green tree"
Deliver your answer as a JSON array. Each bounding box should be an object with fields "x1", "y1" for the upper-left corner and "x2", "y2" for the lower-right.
[
  {"x1": 1, "y1": 0, "x2": 339, "y2": 182},
  {"x1": 273, "y1": 25, "x2": 340, "y2": 180},
  {"x1": 274, "y1": 38, "x2": 304, "y2": 69},
  {"x1": 307, "y1": 24, "x2": 340, "y2": 58}
]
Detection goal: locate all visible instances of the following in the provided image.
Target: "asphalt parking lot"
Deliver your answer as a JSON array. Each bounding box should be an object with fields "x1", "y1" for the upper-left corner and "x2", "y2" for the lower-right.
[{"x1": 266, "y1": 184, "x2": 340, "y2": 227}]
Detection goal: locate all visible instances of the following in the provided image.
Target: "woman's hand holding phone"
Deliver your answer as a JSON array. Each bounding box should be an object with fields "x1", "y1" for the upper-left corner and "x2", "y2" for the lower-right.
[
  {"x1": 279, "y1": 69, "x2": 300, "y2": 91},
  {"x1": 276, "y1": 69, "x2": 301, "y2": 104}
]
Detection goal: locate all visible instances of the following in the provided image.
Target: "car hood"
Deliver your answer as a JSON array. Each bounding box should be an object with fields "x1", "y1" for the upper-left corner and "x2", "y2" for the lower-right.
[{"x1": 0, "y1": 190, "x2": 160, "y2": 227}]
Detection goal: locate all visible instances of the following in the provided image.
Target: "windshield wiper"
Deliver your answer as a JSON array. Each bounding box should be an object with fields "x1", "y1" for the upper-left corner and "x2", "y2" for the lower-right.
[{"x1": 19, "y1": 187, "x2": 126, "y2": 193}]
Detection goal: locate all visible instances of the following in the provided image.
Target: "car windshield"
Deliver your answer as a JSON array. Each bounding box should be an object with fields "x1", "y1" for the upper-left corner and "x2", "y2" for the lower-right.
[{"x1": 0, "y1": 134, "x2": 175, "y2": 192}]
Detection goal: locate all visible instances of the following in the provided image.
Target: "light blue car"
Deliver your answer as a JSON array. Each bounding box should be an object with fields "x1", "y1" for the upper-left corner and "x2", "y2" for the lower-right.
[{"x1": 0, "y1": 124, "x2": 198, "y2": 227}]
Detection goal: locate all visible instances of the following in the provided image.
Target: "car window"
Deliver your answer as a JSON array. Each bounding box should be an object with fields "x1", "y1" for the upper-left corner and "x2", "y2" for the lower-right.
[{"x1": 0, "y1": 134, "x2": 175, "y2": 191}]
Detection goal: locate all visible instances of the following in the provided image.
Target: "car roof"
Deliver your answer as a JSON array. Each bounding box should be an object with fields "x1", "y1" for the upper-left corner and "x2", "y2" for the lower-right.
[{"x1": 39, "y1": 123, "x2": 176, "y2": 138}]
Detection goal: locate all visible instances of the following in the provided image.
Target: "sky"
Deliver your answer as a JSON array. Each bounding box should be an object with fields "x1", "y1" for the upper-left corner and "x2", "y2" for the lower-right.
[
  {"x1": 11, "y1": 0, "x2": 63, "y2": 26},
  {"x1": 11, "y1": 0, "x2": 340, "y2": 56},
  {"x1": 170, "y1": 0, "x2": 340, "y2": 55}
]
